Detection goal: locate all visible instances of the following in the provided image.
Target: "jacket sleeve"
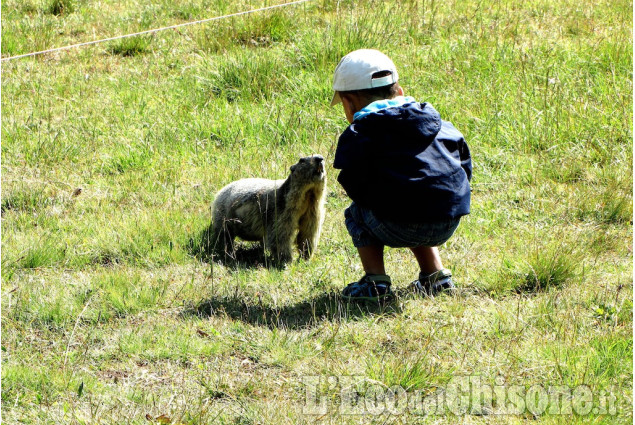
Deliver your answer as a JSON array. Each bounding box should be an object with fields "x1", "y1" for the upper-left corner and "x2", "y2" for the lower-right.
[
  {"x1": 333, "y1": 124, "x2": 370, "y2": 170},
  {"x1": 459, "y1": 138, "x2": 472, "y2": 181}
]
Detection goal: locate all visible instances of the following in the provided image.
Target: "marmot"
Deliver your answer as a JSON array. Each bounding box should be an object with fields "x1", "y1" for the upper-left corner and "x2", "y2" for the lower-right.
[{"x1": 204, "y1": 155, "x2": 326, "y2": 264}]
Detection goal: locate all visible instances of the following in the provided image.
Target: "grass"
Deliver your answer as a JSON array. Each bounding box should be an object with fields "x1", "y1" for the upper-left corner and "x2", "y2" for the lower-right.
[
  {"x1": 46, "y1": 0, "x2": 74, "y2": 16},
  {"x1": 1, "y1": 0, "x2": 632, "y2": 423},
  {"x1": 108, "y1": 37, "x2": 153, "y2": 57}
]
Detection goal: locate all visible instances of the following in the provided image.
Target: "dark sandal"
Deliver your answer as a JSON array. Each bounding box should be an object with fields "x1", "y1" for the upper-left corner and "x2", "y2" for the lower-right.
[
  {"x1": 412, "y1": 269, "x2": 455, "y2": 296},
  {"x1": 342, "y1": 274, "x2": 393, "y2": 301}
]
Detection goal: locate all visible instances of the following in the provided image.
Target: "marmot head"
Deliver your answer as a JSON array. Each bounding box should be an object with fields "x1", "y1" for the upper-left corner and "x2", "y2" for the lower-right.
[{"x1": 289, "y1": 154, "x2": 326, "y2": 183}]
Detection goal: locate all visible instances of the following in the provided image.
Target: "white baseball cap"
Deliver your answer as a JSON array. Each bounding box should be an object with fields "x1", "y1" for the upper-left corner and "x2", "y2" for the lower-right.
[{"x1": 330, "y1": 49, "x2": 399, "y2": 106}]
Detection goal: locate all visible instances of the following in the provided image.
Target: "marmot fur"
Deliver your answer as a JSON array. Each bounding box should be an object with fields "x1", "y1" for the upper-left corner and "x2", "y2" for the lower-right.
[{"x1": 204, "y1": 155, "x2": 326, "y2": 264}]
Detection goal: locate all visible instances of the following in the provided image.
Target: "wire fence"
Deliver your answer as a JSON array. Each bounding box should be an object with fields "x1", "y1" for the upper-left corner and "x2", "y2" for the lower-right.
[{"x1": 1, "y1": 0, "x2": 312, "y2": 62}]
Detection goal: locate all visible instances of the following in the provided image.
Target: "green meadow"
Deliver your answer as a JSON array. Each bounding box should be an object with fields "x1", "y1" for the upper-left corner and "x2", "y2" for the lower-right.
[{"x1": 1, "y1": 0, "x2": 632, "y2": 423}]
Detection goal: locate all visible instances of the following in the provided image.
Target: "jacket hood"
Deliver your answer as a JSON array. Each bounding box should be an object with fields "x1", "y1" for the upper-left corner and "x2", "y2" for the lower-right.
[{"x1": 356, "y1": 101, "x2": 442, "y2": 140}]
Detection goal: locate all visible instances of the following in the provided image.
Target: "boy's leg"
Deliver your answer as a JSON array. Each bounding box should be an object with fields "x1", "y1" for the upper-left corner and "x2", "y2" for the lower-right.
[
  {"x1": 409, "y1": 246, "x2": 443, "y2": 274},
  {"x1": 410, "y1": 246, "x2": 455, "y2": 295},
  {"x1": 358, "y1": 245, "x2": 386, "y2": 275},
  {"x1": 342, "y1": 245, "x2": 391, "y2": 301}
]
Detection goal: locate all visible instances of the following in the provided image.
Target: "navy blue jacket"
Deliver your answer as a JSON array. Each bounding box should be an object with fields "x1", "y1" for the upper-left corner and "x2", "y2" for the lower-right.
[{"x1": 333, "y1": 101, "x2": 472, "y2": 222}]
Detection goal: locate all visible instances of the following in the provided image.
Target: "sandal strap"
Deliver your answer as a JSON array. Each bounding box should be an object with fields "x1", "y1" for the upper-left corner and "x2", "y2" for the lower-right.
[{"x1": 363, "y1": 274, "x2": 392, "y2": 284}]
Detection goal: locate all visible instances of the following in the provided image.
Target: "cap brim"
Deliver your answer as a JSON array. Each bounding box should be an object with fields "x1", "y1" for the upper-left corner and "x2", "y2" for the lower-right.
[{"x1": 330, "y1": 91, "x2": 341, "y2": 106}]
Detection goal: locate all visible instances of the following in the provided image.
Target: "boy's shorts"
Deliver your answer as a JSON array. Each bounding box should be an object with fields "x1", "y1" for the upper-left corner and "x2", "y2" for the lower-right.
[{"x1": 344, "y1": 202, "x2": 460, "y2": 248}]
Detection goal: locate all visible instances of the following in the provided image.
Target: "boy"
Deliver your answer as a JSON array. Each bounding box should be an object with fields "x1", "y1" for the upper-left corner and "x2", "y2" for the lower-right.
[{"x1": 330, "y1": 49, "x2": 472, "y2": 301}]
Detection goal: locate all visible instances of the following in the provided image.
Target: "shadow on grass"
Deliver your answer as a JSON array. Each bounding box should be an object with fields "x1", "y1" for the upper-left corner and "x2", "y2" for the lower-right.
[
  {"x1": 184, "y1": 291, "x2": 403, "y2": 329},
  {"x1": 187, "y1": 228, "x2": 282, "y2": 270}
]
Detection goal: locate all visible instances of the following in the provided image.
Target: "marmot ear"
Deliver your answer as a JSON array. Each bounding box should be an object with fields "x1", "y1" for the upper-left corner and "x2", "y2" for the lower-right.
[{"x1": 290, "y1": 164, "x2": 297, "y2": 172}]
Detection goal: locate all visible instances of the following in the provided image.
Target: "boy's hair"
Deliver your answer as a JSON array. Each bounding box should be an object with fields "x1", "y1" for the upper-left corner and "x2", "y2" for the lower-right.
[{"x1": 338, "y1": 71, "x2": 401, "y2": 103}]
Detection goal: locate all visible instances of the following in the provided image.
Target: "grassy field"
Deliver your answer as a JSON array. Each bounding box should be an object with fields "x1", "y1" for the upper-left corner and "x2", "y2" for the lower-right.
[{"x1": 1, "y1": 0, "x2": 632, "y2": 423}]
